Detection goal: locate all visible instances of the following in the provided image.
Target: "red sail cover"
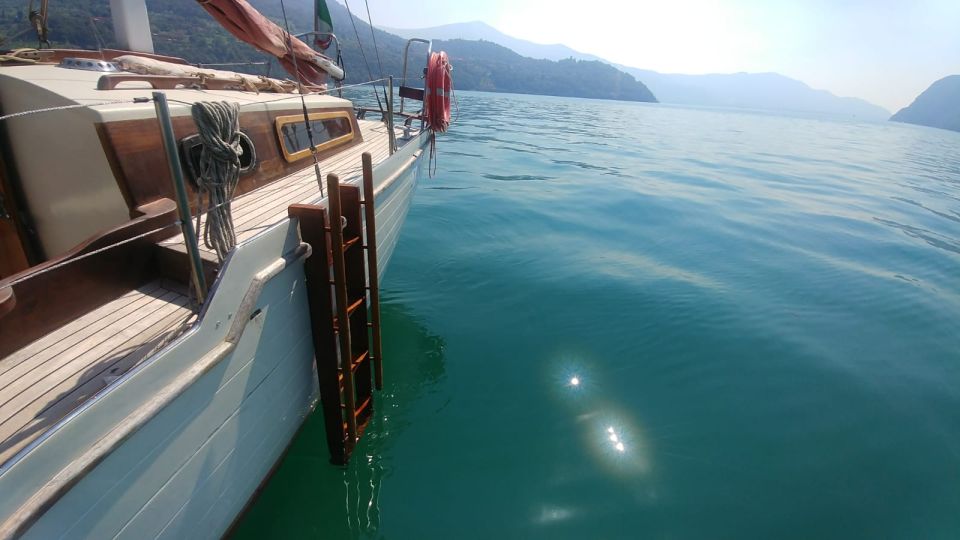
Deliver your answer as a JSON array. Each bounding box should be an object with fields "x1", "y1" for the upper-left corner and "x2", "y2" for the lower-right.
[{"x1": 196, "y1": 0, "x2": 329, "y2": 89}]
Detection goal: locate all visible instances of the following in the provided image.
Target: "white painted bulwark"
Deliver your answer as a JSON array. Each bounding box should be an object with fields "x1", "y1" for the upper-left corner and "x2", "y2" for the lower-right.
[{"x1": 109, "y1": 0, "x2": 155, "y2": 54}]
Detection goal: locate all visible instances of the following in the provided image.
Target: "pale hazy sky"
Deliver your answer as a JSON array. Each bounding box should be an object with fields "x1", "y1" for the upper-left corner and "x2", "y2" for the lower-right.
[{"x1": 362, "y1": 0, "x2": 960, "y2": 112}]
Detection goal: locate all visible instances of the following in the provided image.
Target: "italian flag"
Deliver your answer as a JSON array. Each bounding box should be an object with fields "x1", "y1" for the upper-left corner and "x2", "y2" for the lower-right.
[{"x1": 315, "y1": 0, "x2": 334, "y2": 50}]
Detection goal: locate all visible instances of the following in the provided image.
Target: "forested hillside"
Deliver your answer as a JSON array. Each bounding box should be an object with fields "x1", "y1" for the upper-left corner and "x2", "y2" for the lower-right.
[{"x1": 0, "y1": 0, "x2": 655, "y2": 102}]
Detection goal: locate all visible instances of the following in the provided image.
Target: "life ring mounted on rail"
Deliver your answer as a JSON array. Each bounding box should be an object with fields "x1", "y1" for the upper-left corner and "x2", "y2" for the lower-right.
[{"x1": 425, "y1": 51, "x2": 452, "y2": 133}]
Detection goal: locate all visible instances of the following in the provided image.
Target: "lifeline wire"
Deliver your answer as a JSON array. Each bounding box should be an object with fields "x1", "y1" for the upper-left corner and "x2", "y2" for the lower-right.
[
  {"x1": 0, "y1": 98, "x2": 148, "y2": 122},
  {"x1": 1, "y1": 221, "x2": 181, "y2": 287},
  {"x1": 279, "y1": 0, "x2": 327, "y2": 197}
]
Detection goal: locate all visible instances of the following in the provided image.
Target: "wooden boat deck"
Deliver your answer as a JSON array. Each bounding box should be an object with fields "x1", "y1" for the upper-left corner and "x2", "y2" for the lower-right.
[
  {"x1": 0, "y1": 281, "x2": 194, "y2": 464},
  {"x1": 162, "y1": 119, "x2": 395, "y2": 255},
  {"x1": 0, "y1": 119, "x2": 398, "y2": 466}
]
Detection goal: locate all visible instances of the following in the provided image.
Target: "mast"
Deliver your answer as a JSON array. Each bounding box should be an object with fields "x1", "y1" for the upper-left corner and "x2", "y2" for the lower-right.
[{"x1": 109, "y1": 0, "x2": 155, "y2": 54}]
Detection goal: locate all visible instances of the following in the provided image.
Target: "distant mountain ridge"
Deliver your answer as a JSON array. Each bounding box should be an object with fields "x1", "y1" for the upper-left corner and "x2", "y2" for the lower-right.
[
  {"x1": 384, "y1": 21, "x2": 656, "y2": 102},
  {"x1": 434, "y1": 39, "x2": 655, "y2": 102},
  {"x1": 384, "y1": 21, "x2": 604, "y2": 63},
  {"x1": 389, "y1": 20, "x2": 890, "y2": 120},
  {"x1": 890, "y1": 75, "x2": 960, "y2": 133},
  {"x1": 622, "y1": 69, "x2": 890, "y2": 120}
]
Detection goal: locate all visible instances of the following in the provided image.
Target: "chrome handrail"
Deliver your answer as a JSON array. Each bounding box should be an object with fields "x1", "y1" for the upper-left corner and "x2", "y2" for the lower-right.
[{"x1": 400, "y1": 38, "x2": 431, "y2": 119}]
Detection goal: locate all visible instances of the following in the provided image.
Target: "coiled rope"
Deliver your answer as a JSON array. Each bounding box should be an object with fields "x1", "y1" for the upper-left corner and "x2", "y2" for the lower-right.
[{"x1": 191, "y1": 101, "x2": 245, "y2": 261}]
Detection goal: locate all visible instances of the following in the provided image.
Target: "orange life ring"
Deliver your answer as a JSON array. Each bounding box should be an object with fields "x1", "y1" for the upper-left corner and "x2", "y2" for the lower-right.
[{"x1": 425, "y1": 51, "x2": 452, "y2": 133}]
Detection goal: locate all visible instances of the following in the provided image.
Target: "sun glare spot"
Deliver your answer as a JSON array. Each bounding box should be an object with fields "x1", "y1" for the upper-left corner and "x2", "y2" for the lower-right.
[
  {"x1": 570, "y1": 376, "x2": 580, "y2": 387},
  {"x1": 615, "y1": 442, "x2": 625, "y2": 452}
]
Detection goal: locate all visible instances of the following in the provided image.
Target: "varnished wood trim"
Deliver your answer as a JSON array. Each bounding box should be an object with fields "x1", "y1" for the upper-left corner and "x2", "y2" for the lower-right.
[
  {"x1": 0, "y1": 199, "x2": 179, "y2": 359},
  {"x1": 97, "y1": 107, "x2": 364, "y2": 214},
  {"x1": 274, "y1": 111, "x2": 356, "y2": 163},
  {"x1": 0, "y1": 101, "x2": 43, "y2": 267},
  {"x1": 0, "y1": 287, "x2": 13, "y2": 319},
  {"x1": 95, "y1": 123, "x2": 136, "y2": 215}
]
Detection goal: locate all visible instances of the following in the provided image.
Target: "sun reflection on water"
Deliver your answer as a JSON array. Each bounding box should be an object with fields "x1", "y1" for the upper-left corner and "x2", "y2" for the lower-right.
[{"x1": 556, "y1": 360, "x2": 651, "y2": 476}]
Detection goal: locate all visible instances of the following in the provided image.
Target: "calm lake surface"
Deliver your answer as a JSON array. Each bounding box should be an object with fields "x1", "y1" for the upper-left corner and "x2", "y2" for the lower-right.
[{"x1": 232, "y1": 91, "x2": 960, "y2": 539}]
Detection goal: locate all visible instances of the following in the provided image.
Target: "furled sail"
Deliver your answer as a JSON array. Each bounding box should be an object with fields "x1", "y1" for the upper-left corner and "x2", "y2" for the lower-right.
[{"x1": 195, "y1": 0, "x2": 334, "y2": 88}]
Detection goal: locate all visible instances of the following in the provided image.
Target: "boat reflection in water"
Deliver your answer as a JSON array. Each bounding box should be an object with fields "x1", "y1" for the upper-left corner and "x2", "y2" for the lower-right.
[{"x1": 230, "y1": 298, "x2": 446, "y2": 538}]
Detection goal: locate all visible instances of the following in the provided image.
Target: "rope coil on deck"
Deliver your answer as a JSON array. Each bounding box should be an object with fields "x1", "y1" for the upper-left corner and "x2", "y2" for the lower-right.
[{"x1": 191, "y1": 101, "x2": 244, "y2": 261}]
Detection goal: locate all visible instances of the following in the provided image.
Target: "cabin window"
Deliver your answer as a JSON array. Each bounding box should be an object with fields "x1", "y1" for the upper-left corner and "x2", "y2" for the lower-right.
[{"x1": 275, "y1": 111, "x2": 355, "y2": 162}]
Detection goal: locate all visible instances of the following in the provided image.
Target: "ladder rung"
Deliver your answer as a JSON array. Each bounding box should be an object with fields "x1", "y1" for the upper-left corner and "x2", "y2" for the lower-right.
[
  {"x1": 343, "y1": 236, "x2": 361, "y2": 250},
  {"x1": 346, "y1": 297, "x2": 365, "y2": 315},
  {"x1": 336, "y1": 351, "x2": 370, "y2": 387},
  {"x1": 354, "y1": 395, "x2": 372, "y2": 417},
  {"x1": 351, "y1": 350, "x2": 369, "y2": 369}
]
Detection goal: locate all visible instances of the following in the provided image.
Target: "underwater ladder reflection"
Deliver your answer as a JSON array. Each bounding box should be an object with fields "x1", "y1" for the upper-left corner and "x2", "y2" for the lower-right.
[{"x1": 228, "y1": 298, "x2": 447, "y2": 539}]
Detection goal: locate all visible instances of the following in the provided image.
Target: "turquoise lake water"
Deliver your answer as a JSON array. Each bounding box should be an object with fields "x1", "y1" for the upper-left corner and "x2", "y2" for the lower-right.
[{"x1": 232, "y1": 91, "x2": 960, "y2": 538}]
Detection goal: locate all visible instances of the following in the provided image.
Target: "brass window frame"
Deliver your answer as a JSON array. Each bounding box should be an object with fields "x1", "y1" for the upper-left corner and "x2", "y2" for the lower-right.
[{"x1": 274, "y1": 110, "x2": 355, "y2": 163}]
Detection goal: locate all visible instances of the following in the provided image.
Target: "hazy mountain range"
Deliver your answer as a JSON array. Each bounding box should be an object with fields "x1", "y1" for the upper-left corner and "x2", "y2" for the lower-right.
[
  {"x1": 383, "y1": 21, "x2": 606, "y2": 64},
  {"x1": 387, "y1": 21, "x2": 892, "y2": 120},
  {"x1": 891, "y1": 75, "x2": 960, "y2": 133},
  {"x1": 433, "y1": 39, "x2": 656, "y2": 102}
]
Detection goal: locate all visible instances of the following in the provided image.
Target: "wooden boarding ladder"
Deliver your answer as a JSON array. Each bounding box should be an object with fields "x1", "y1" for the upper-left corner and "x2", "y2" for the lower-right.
[{"x1": 288, "y1": 153, "x2": 384, "y2": 465}]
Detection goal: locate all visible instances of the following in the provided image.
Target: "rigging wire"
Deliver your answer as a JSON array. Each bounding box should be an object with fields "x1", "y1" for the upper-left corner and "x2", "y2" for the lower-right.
[
  {"x1": 343, "y1": 0, "x2": 385, "y2": 112},
  {"x1": 362, "y1": 0, "x2": 388, "y2": 100},
  {"x1": 88, "y1": 16, "x2": 108, "y2": 52},
  {"x1": 278, "y1": 0, "x2": 326, "y2": 197}
]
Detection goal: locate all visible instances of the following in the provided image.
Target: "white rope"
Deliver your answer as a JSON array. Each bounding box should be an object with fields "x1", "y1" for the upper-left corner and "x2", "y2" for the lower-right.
[{"x1": 191, "y1": 101, "x2": 242, "y2": 262}]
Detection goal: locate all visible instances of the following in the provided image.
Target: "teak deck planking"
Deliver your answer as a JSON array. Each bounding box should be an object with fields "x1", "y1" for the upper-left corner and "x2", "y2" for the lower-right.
[{"x1": 0, "y1": 281, "x2": 192, "y2": 464}]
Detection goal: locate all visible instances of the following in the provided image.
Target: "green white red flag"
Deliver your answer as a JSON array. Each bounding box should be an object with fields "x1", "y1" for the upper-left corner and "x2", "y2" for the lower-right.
[{"x1": 315, "y1": 0, "x2": 333, "y2": 50}]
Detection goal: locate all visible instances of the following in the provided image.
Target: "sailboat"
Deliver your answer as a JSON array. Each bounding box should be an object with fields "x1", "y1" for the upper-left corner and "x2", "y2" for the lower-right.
[{"x1": 0, "y1": 0, "x2": 452, "y2": 537}]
